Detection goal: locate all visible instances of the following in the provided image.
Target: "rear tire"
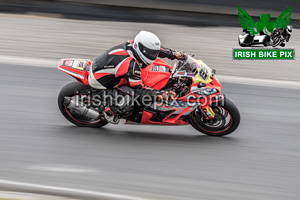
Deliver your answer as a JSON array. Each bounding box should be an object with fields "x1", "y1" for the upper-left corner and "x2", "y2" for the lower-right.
[
  {"x1": 58, "y1": 82, "x2": 108, "y2": 127},
  {"x1": 189, "y1": 98, "x2": 240, "y2": 136}
]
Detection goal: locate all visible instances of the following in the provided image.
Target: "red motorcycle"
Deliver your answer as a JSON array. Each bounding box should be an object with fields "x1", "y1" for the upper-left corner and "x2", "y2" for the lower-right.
[{"x1": 58, "y1": 55, "x2": 240, "y2": 136}]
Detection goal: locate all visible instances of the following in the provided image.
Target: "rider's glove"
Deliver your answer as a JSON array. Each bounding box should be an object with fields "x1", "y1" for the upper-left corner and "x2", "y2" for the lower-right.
[
  {"x1": 174, "y1": 51, "x2": 187, "y2": 60},
  {"x1": 157, "y1": 91, "x2": 176, "y2": 102}
]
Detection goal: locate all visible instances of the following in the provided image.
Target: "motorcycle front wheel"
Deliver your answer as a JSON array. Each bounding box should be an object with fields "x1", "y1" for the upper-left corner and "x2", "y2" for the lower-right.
[{"x1": 189, "y1": 98, "x2": 240, "y2": 136}]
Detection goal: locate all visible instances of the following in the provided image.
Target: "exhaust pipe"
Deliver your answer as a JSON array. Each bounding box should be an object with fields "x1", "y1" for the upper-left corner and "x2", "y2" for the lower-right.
[{"x1": 63, "y1": 97, "x2": 100, "y2": 120}]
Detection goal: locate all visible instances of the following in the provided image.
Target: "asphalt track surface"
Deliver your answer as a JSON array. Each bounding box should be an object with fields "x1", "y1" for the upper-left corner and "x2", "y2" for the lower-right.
[{"x1": 0, "y1": 62, "x2": 300, "y2": 200}]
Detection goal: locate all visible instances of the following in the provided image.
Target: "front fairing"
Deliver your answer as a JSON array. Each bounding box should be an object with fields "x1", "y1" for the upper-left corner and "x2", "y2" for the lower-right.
[
  {"x1": 176, "y1": 75, "x2": 222, "y2": 106},
  {"x1": 179, "y1": 57, "x2": 223, "y2": 104},
  {"x1": 192, "y1": 59, "x2": 214, "y2": 84}
]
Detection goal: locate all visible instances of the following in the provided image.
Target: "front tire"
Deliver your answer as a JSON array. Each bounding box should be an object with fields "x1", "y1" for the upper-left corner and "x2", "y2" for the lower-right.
[
  {"x1": 189, "y1": 98, "x2": 240, "y2": 136},
  {"x1": 58, "y1": 82, "x2": 108, "y2": 127}
]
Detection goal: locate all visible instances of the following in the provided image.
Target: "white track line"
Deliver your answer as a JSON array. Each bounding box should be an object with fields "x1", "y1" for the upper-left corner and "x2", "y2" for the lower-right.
[
  {"x1": 27, "y1": 164, "x2": 98, "y2": 173},
  {"x1": 0, "y1": 190, "x2": 74, "y2": 200},
  {"x1": 0, "y1": 179, "x2": 148, "y2": 200},
  {"x1": 0, "y1": 55, "x2": 299, "y2": 89}
]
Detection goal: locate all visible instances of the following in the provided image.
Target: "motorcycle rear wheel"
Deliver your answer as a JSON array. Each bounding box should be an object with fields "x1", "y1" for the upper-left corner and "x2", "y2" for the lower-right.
[
  {"x1": 58, "y1": 82, "x2": 108, "y2": 128},
  {"x1": 189, "y1": 98, "x2": 240, "y2": 136}
]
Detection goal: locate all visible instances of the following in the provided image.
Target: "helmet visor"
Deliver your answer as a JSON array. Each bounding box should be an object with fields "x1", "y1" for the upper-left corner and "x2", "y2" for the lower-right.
[{"x1": 138, "y1": 42, "x2": 160, "y2": 60}]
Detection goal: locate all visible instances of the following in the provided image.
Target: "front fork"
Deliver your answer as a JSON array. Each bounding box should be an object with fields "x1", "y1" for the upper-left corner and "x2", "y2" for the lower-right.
[
  {"x1": 198, "y1": 93, "x2": 224, "y2": 120},
  {"x1": 200, "y1": 105, "x2": 215, "y2": 120}
]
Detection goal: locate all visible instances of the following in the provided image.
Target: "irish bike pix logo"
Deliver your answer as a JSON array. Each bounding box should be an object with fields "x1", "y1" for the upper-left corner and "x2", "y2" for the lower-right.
[{"x1": 233, "y1": 6, "x2": 294, "y2": 60}]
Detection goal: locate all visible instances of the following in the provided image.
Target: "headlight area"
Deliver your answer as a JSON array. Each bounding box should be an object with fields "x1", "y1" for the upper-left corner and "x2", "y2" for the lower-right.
[{"x1": 191, "y1": 87, "x2": 218, "y2": 96}]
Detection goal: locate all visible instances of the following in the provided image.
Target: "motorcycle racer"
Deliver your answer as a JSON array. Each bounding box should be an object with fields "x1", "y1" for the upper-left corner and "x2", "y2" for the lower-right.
[
  {"x1": 88, "y1": 30, "x2": 186, "y2": 123},
  {"x1": 270, "y1": 25, "x2": 293, "y2": 47}
]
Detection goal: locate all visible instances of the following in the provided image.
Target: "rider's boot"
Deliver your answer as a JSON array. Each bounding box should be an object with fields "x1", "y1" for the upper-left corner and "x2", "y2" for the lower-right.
[{"x1": 103, "y1": 107, "x2": 120, "y2": 124}]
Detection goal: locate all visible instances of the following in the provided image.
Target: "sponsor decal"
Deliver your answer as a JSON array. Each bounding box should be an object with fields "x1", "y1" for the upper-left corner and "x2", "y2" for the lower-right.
[
  {"x1": 77, "y1": 60, "x2": 87, "y2": 71},
  {"x1": 62, "y1": 60, "x2": 74, "y2": 67},
  {"x1": 234, "y1": 6, "x2": 294, "y2": 60},
  {"x1": 152, "y1": 65, "x2": 168, "y2": 72},
  {"x1": 61, "y1": 59, "x2": 88, "y2": 71}
]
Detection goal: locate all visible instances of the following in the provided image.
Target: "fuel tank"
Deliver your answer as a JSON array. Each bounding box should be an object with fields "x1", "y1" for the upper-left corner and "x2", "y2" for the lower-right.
[{"x1": 141, "y1": 59, "x2": 172, "y2": 90}]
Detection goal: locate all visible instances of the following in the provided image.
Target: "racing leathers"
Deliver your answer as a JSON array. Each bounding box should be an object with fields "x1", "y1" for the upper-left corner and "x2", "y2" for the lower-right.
[{"x1": 88, "y1": 40, "x2": 179, "y2": 100}]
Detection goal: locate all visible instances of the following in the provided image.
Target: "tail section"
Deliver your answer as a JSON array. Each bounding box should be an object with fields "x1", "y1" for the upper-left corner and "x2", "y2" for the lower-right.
[{"x1": 58, "y1": 59, "x2": 92, "y2": 85}]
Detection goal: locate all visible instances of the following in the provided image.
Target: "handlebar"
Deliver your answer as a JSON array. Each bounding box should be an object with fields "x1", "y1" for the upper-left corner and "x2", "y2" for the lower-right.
[{"x1": 172, "y1": 55, "x2": 189, "y2": 74}]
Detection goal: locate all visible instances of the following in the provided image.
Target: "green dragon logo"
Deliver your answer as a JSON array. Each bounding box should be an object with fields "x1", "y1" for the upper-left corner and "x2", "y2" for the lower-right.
[{"x1": 238, "y1": 6, "x2": 291, "y2": 35}]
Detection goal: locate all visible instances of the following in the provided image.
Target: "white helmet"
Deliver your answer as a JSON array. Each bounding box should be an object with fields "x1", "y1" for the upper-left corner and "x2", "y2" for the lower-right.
[
  {"x1": 133, "y1": 31, "x2": 161, "y2": 65},
  {"x1": 286, "y1": 25, "x2": 293, "y2": 34}
]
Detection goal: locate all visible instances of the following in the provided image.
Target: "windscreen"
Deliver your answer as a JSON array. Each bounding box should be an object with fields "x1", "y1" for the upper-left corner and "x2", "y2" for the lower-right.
[
  {"x1": 179, "y1": 56, "x2": 199, "y2": 76},
  {"x1": 178, "y1": 55, "x2": 211, "y2": 82}
]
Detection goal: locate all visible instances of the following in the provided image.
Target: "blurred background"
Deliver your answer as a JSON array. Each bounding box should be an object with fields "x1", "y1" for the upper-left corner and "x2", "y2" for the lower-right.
[{"x1": 0, "y1": 0, "x2": 300, "y2": 200}]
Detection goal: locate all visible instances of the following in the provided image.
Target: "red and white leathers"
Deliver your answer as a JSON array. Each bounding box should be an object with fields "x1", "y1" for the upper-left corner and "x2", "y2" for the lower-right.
[{"x1": 88, "y1": 40, "x2": 178, "y2": 98}]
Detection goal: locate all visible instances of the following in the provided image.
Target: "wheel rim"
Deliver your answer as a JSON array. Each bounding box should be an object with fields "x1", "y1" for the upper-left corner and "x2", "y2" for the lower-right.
[{"x1": 192, "y1": 106, "x2": 233, "y2": 134}]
